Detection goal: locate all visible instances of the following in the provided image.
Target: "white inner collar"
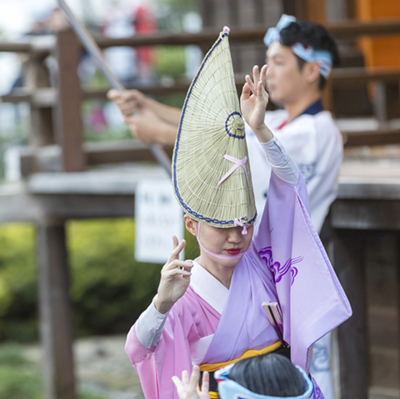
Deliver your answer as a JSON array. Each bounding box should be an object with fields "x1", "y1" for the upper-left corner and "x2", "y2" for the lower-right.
[{"x1": 190, "y1": 259, "x2": 229, "y2": 315}]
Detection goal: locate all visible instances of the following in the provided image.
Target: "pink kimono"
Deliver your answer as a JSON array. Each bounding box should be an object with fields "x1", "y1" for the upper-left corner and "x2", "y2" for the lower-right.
[{"x1": 126, "y1": 144, "x2": 351, "y2": 399}]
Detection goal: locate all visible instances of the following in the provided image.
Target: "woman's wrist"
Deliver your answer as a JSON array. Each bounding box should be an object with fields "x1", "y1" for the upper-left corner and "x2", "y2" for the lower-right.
[
  {"x1": 154, "y1": 295, "x2": 174, "y2": 314},
  {"x1": 252, "y1": 124, "x2": 274, "y2": 143}
]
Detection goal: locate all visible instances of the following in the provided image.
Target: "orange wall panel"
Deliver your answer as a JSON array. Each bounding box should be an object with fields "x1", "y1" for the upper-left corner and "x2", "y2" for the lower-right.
[{"x1": 356, "y1": 0, "x2": 400, "y2": 67}]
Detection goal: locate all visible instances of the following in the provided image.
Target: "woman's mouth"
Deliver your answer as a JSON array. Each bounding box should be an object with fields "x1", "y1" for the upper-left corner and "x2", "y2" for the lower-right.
[{"x1": 225, "y1": 248, "x2": 241, "y2": 256}]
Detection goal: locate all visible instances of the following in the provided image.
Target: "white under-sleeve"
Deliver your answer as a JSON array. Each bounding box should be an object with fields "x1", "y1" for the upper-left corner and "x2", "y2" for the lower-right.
[
  {"x1": 134, "y1": 298, "x2": 169, "y2": 350},
  {"x1": 260, "y1": 136, "x2": 299, "y2": 186}
]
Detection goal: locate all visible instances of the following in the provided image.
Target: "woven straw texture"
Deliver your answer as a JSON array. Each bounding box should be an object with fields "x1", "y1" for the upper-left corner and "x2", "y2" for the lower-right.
[{"x1": 172, "y1": 28, "x2": 256, "y2": 228}]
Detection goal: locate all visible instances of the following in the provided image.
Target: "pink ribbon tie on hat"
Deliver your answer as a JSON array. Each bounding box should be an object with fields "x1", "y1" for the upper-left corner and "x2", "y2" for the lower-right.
[
  {"x1": 234, "y1": 218, "x2": 247, "y2": 235},
  {"x1": 217, "y1": 155, "x2": 249, "y2": 188}
]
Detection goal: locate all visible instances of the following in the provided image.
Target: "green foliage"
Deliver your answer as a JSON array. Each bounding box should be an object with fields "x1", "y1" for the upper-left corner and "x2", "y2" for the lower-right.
[
  {"x1": 0, "y1": 224, "x2": 37, "y2": 341},
  {"x1": 0, "y1": 343, "x2": 42, "y2": 399},
  {"x1": 67, "y1": 219, "x2": 162, "y2": 336},
  {"x1": 0, "y1": 219, "x2": 199, "y2": 342},
  {"x1": 0, "y1": 343, "x2": 30, "y2": 367},
  {"x1": 0, "y1": 367, "x2": 42, "y2": 399},
  {"x1": 155, "y1": 92, "x2": 186, "y2": 109},
  {"x1": 0, "y1": 343, "x2": 108, "y2": 399},
  {"x1": 156, "y1": 46, "x2": 186, "y2": 80}
]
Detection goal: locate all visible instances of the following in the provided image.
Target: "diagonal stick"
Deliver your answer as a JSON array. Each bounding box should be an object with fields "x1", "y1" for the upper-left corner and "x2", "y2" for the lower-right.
[{"x1": 57, "y1": 0, "x2": 172, "y2": 176}]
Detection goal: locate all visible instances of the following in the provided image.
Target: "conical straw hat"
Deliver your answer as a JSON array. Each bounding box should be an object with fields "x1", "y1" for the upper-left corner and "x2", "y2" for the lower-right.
[{"x1": 172, "y1": 27, "x2": 256, "y2": 228}]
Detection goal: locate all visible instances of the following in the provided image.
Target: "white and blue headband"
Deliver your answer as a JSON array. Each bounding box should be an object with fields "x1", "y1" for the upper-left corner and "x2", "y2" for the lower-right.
[
  {"x1": 215, "y1": 363, "x2": 314, "y2": 399},
  {"x1": 264, "y1": 14, "x2": 333, "y2": 79}
]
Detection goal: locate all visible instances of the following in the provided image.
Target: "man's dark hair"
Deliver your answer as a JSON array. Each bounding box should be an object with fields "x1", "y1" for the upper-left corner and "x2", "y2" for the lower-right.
[
  {"x1": 279, "y1": 21, "x2": 340, "y2": 90},
  {"x1": 227, "y1": 353, "x2": 306, "y2": 397}
]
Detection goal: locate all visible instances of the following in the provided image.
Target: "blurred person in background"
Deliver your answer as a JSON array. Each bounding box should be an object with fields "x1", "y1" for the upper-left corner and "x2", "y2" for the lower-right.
[
  {"x1": 134, "y1": 1, "x2": 157, "y2": 84},
  {"x1": 103, "y1": 0, "x2": 137, "y2": 89}
]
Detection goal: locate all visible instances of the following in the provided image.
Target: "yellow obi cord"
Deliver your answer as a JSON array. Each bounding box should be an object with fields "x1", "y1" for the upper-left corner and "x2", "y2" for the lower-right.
[{"x1": 199, "y1": 340, "x2": 282, "y2": 373}]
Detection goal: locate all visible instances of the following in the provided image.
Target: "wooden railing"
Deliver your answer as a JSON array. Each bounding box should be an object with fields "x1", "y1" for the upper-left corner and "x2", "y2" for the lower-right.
[{"x1": 1, "y1": 18, "x2": 400, "y2": 175}]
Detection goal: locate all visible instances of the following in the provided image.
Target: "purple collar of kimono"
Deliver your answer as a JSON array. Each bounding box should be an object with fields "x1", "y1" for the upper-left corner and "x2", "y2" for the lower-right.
[
  {"x1": 215, "y1": 363, "x2": 314, "y2": 399},
  {"x1": 197, "y1": 222, "x2": 252, "y2": 260}
]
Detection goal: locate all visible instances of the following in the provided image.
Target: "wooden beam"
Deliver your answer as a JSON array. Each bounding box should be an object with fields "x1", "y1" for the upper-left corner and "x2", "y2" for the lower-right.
[
  {"x1": 332, "y1": 67, "x2": 400, "y2": 85},
  {"x1": 343, "y1": 128, "x2": 400, "y2": 147},
  {"x1": 85, "y1": 140, "x2": 173, "y2": 165},
  {"x1": 333, "y1": 229, "x2": 369, "y2": 399},
  {"x1": 331, "y1": 200, "x2": 400, "y2": 230},
  {"x1": 55, "y1": 29, "x2": 86, "y2": 172},
  {"x1": 37, "y1": 220, "x2": 76, "y2": 399},
  {"x1": 17, "y1": 141, "x2": 173, "y2": 175},
  {"x1": 0, "y1": 19, "x2": 400, "y2": 56},
  {"x1": 0, "y1": 36, "x2": 55, "y2": 55},
  {"x1": 93, "y1": 19, "x2": 400, "y2": 48},
  {"x1": 0, "y1": 189, "x2": 137, "y2": 223},
  {"x1": 15, "y1": 127, "x2": 400, "y2": 178},
  {"x1": 3, "y1": 67, "x2": 400, "y2": 106}
]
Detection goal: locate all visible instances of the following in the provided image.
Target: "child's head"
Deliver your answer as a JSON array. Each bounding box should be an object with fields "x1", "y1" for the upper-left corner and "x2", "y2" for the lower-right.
[
  {"x1": 216, "y1": 353, "x2": 313, "y2": 398},
  {"x1": 264, "y1": 15, "x2": 339, "y2": 105}
]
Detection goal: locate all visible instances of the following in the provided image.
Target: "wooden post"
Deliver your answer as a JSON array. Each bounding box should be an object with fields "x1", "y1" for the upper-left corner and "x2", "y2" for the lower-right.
[
  {"x1": 25, "y1": 55, "x2": 55, "y2": 148},
  {"x1": 252, "y1": 0, "x2": 264, "y2": 25},
  {"x1": 397, "y1": 232, "x2": 400, "y2": 389},
  {"x1": 198, "y1": 0, "x2": 215, "y2": 28},
  {"x1": 333, "y1": 230, "x2": 369, "y2": 399},
  {"x1": 283, "y1": 0, "x2": 326, "y2": 22},
  {"x1": 55, "y1": 28, "x2": 86, "y2": 172},
  {"x1": 373, "y1": 81, "x2": 400, "y2": 123},
  {"x1": 37, "y1": 220, "x2": 76, "y2": 399}
]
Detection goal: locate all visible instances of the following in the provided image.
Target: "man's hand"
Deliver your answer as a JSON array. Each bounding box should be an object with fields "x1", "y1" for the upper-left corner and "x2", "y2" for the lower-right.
[
  {"x1": 107, "y1": 89, "x2": 147, "y2": 117},
  {"x1": 172, "y1": 366, "x2": 210, "y2": 399},
  {"x1": 123, "y1": 107, "x2": 168, "y2": 144},
  {"x1": 154, "y1": 236, "x2": 193, "y2": 314}
]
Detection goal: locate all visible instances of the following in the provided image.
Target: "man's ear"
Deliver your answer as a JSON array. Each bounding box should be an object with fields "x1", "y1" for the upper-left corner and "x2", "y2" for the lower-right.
[
  {"x1": 184, "y1": 215, "x2": 198, "y2": 236},
  {"x1": 304, "y1": 61, "x2": 320, "y2": 84}
]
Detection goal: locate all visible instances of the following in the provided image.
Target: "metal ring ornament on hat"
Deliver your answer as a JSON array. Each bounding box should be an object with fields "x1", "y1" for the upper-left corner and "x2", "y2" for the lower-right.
[{"x1": 225, "y1": 112, "x2": 246, "y2": 139}]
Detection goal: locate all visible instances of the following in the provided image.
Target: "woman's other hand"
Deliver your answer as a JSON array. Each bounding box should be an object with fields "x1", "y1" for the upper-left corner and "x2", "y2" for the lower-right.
[
  {"x1": 172, "y1": 365, "x2": 210, "y2": 399},
  {"x1": 154, "y1": 236, "x2": 193, "y2": 314}
]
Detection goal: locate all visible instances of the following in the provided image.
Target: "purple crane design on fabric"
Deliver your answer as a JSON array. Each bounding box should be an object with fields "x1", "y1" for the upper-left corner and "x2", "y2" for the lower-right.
[
  {"x1": 259, "y1": 246, "x2": 303, "y2": 285},
  {"x1": 311, "y1": 376, "x2": 324, "y2": 399}
]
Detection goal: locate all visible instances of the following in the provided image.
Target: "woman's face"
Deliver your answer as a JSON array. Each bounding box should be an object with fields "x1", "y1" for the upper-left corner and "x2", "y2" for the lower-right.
[{"x1": 185, "y1": 216, "x2": 254, "y2": 268}]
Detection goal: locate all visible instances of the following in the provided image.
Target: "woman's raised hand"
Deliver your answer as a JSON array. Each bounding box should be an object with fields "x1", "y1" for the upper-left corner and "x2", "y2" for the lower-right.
[
  {"x1": 172, "y1": 366, "x2": 210, "y2": 399},
  {"x1": 240, "y1": 65, "x2": 273, "y2": 143},
  {"x1": 154, "y1": 236, "x2": 193, "y2": 314}
]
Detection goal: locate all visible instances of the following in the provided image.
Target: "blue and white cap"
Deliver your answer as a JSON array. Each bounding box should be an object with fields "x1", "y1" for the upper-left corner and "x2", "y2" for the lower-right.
[
  {"x1": 214, "y1": 363, "x2": 314, "y2": 399},
  {"x1": 264, "y1": 14, "x2": 333, "y2": 78}
]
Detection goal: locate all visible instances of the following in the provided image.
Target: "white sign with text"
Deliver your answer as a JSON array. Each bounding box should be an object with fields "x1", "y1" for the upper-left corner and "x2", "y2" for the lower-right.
[{"x1": 135, "y1": 179, "x2": 184, "y2": 263}]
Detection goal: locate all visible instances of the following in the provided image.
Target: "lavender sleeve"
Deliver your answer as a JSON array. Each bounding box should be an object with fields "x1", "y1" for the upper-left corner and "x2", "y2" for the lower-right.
[{"x1": 260, "y1": 136, "x2": 299, "y2": 186}]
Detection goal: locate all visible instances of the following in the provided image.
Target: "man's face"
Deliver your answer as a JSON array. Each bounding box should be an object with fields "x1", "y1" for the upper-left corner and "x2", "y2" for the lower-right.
[{"x1": 265, "y1": 41, "x2": 309, "y2": 106}]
